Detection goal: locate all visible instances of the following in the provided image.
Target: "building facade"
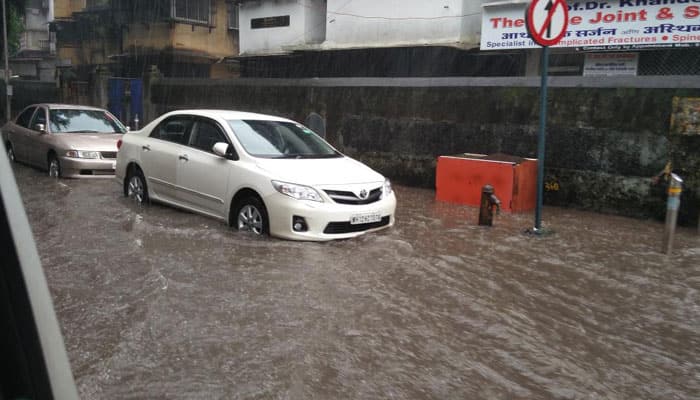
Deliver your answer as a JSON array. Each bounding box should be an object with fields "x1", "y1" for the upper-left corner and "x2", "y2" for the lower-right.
[
  {"x1": 323, "y1": 0, "x2": 481, "y2": 50},
  {"x1": 238, "y1": 0, "x2": 325, "y2": 55},
  {"x1": 14, "y1": 1, "x2": 698, "y2": 80},
  {"x1": 10, "y1": 0, "x2": 56, "y2": 81},
  {"x1": 52, "y1": 0, "x2": 240, "y2": 80},
  {"x1": 232, "y1": 0, "x2": 700, "y2": 78}
]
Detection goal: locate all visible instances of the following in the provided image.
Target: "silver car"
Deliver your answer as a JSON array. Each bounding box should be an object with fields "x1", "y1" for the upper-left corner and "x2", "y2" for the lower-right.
[{"x1": 2, "y1": 104, "x2": 127, "y2": 178}]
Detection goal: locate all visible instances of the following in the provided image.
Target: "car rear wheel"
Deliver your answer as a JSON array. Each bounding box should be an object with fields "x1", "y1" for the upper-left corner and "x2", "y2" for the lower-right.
[
  {"x1": 48, "y1": 155, "x2": 61, "y2": 178},
  {"x1": 6, "y1": 143, "x2": 15, "y2": 162},
  {"x1": 234, "y1": 196, "x2": 268, "y2": 235},
  {"x1": 125, "y1": 168, "x2": 149, "y2": 205}
]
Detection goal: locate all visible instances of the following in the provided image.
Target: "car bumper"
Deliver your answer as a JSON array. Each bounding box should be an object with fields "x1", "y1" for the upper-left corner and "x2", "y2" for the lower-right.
[
  {"x1": 59, "y1": 156, "x2": 117, "y2": 178},
  {"x1": 263, "y1": 191, "x2": 397, "y2": 241}
]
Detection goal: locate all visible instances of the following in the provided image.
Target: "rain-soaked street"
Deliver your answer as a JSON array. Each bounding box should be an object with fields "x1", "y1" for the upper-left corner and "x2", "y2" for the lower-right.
[{"x1": 11, "y1": 162, "x2": 700, "y2": 399}]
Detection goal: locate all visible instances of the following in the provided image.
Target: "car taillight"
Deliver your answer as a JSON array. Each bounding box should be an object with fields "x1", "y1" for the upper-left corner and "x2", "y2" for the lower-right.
[{"x1": 117, "y1": 139, "x2": 122, "y2": 150}]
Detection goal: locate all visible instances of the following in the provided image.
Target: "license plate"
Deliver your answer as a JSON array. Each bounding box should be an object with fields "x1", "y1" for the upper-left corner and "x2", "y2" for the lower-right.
[{"x1": 350, "y1": 212, "x2": 381, "y2": 225}]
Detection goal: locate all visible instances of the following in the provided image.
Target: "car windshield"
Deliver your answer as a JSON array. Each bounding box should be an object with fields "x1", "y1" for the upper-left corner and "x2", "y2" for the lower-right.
[
  {"x1": 49, "y1": 109, "x2": 127, "y2": 134},
  {"x1": 227, "y1": 119, "x2": 341, "y2": 159}
]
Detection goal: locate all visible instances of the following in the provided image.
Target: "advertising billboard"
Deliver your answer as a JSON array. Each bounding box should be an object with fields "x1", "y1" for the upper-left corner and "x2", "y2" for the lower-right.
[{"x1": 481, "y1": 1, "x2": 700, "y2": 50}]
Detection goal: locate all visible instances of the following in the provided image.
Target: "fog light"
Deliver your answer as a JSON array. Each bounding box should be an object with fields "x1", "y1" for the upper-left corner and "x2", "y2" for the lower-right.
[{"x1": 292, "y1": 216, "x2": 308, "y2": 232}]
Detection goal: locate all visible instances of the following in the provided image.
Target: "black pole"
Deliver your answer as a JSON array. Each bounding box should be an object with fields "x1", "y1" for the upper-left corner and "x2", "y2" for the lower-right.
[{"x1": 534, "y1": 46, "x2": 549, "y2": 231}]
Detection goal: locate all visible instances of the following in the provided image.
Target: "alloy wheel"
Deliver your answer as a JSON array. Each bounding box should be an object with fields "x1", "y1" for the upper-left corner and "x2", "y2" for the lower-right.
[
  {"x1": 7, "y1": 145, "x2": 15, "y2": 162},
  {"x1": 127, "y1": 175, "x2": 145, "y2": 204},
  {"x1": 237, "y1": 205, "x2": 264, "y2": 235}
]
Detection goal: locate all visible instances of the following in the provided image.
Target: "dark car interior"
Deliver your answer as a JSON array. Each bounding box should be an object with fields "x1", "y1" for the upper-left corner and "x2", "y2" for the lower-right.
[{"x1": 0, "y1": 141, "x2": 78, "y2": 400}]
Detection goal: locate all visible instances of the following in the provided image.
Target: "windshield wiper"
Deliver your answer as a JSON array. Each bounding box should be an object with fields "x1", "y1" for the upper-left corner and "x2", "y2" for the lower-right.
[
  {"x1": 65, "y1": 130, "x2": 101, "y2": 133},
  {"x1": 282, "y1": 154, "x2": 341, "y2": 159},
  {"x1": 268, "y1": 154, "x2": 302, "y2": 159},
  {"x1": 263, "y1": 153, "x2": 341, "y2": 159}
]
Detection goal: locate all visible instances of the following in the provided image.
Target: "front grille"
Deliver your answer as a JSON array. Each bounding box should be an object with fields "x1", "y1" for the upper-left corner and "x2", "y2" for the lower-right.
[
  {"x1": 323, "y1": 216, "x2": 390, "y2": 234},
  {"x1": 100, "y1": 151, "x2": 117, "y2": 159},
  {"x1": 324, "y1": 188, "x2": 382, "y2": 205}
]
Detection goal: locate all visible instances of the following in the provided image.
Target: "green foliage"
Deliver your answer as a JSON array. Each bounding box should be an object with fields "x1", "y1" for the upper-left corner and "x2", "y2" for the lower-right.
[
  {"x1": 0, "y1": 0, "x2": 26, "y2": 57},
  {"x1": 7, "y1": 2, "x2": 24, "y2": 55}
]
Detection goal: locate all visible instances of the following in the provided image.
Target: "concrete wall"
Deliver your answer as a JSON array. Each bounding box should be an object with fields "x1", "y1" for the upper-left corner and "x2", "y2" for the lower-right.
[
  {"x1": 24, "y1": 0, "x2": 50, "y2": 30},
  {"x1": 54, "y1": 0, "x2": 86, "y2": 19},
  {"x1": 123, "y1": 18, "x2": 237, "y2": 60},
  {"x1": 325, "y1": 0, "x2": 482, "y2": 49},
  {"x1": 460, "y1": 0, "x2": 485, "y2": 47},
  {"x1": 305, "y1": 0, "x2": 327, "y2": 45},
  {"x1": 147, "y1": 77, "x2": 699, "y2": 224},
  {"x1": 238, "y1": 0, "x2": 485, "y2": 53},
  {"x1": 239, "y1": 0, "x2": 325, "y2": 55}
]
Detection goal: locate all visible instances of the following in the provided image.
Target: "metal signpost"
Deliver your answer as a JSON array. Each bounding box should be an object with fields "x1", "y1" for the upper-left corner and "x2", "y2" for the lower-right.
[
  {"x1": 525, "y1": 0, "x2": 568, "y2": 233},
  {"x1": 662, "y1": 173, "x2": 683, "y2": 255},
  {"x1": 2, "y1": 0, "x2": 10, "y2": 122}
]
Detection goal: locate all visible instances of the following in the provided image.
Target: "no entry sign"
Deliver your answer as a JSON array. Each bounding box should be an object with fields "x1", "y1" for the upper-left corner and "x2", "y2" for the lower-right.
[{"x1": 526, "y1": 0, "x2": 569, "y2": 47}]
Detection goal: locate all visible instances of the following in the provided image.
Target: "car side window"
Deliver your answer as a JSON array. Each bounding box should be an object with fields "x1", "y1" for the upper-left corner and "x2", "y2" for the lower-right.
[
  {"x1": 15, "y1": 107, "x2": 36, "y2": 128},
  {"x1": 151, "y1": 116, "x2": 192, "y2": 145},
  {"x1": 28, "y1": 108, "x2": 47, "y2": 131},
  {"x1": 189, "y1": 119, "x2": 228, "y2": 153}
]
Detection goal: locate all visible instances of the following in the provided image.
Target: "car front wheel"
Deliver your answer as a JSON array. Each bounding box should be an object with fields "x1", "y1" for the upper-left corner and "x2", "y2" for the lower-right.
[
  {"x1": 48, "y1": 155, "x2": 61, "y2": 178},
  {"x1": 234, "y1": 196, "x2": 268, "y2": 236},
  {"x1": 125, "y1": 168, "x2": 149, "y2": 205}
]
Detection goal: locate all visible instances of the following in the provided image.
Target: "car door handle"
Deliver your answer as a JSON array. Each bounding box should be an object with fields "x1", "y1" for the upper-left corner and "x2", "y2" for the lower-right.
[
  {"x1": 142, "y1": 145, "x2": 151, "y2": 151},
  {"x1": 178, "y1": 154, "x2": 189, "y2": 161}
]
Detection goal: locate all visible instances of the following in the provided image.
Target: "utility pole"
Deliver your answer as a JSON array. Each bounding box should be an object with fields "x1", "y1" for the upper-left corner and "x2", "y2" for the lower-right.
[{"x1": 2, "y1": 0, "x2": 11, "y2": 122}]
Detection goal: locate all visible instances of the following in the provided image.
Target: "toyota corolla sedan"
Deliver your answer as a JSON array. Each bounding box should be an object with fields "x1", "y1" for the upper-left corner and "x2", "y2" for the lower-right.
[
  {"x1": 115, "y1": 110, "x2": 396, "y2": 241},
  {"x1": 2, "y1": 104, "x2": 127, "y2": 178}
]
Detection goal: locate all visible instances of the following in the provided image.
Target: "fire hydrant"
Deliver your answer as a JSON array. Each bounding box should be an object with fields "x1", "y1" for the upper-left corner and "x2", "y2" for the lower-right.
[{"x1": 478, "y1": 184, "x2": 501, "y2": 226}]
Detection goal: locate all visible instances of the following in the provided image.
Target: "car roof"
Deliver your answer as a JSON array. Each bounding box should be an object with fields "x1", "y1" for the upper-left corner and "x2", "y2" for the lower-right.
[
  {"x1": 26, "y1": 103, "x2": 109, "y2": 111},
  {"x1": 165, "y1": 109, "x2": 295, "y2": 123}
]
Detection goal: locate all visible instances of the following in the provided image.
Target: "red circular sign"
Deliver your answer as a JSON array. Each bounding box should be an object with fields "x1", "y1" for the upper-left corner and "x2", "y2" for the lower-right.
[{"x1": 526, "y1": 0, "x2": 569, "y2": 47}]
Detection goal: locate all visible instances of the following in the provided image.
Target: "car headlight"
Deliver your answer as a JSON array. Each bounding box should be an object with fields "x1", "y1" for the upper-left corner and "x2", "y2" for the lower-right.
[
  {"x1": 272, "y1": 180, "x2": 323, "y2": 202},
  {"x1": 66, "y1": 150, "x2": 100, "y2": 159},
  {"x1": 381, "y1": 178, "x2": 393, "y2": 199}
]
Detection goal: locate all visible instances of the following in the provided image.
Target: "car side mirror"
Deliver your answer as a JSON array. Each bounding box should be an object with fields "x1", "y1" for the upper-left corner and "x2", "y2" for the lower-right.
[
  {"x1": 35, "y1": 123, "x2": 46, "y2": 133},
  {"x1": 125, "y1": 126, "x2": 130, "y2": 132},
  {"x1": 212, "y1": 142, "x2": 238, "y2": 160}
]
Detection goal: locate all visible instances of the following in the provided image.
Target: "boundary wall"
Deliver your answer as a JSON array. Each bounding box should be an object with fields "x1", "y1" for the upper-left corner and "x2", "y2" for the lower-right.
[{"x1": 120, "y1": 76, "x2": 700, "y2": 224}]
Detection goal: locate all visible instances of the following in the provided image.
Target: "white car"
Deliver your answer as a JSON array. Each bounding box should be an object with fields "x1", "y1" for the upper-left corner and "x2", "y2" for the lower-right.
[{"x1": 115, "y1": 110, "x2": 396, "y2": 241}]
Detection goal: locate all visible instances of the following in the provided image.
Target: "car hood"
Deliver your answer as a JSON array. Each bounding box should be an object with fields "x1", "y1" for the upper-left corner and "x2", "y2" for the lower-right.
[
  {"x1": 54, "y1": 133, "x2": 122, "y2": 151},
  {"x1": 255, "y1": 156, "x2": 386, "y2": 186}
]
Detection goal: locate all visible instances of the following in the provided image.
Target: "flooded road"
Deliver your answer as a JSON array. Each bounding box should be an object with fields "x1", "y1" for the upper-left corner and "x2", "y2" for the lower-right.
[{"x1": 12, "y1": 163, "x2": 700, "y2": 399}]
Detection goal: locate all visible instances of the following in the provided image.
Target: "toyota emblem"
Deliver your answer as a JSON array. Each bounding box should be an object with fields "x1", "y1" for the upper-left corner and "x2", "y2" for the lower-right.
[{"x1": 359, "y1": 189, "x2": 368, "y2": 199}]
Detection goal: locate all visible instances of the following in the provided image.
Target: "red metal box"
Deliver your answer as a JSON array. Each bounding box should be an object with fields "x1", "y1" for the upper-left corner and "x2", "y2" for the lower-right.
[{"x1": 435, "y1": 153, "x2": 538, "y2": 213}]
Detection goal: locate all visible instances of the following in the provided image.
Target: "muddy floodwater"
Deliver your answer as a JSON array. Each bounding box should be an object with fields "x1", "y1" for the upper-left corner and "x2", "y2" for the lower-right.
[{"x1": 11, "y1": 163, "x2": 700, "y2": 399}]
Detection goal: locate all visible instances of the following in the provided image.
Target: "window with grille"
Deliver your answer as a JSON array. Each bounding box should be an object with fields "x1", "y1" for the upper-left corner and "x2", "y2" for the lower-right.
[
  {"x1": 86, "y1": 0, "x2": 109, "y2": 9},
  {"x1": 172, "y1": 0, "x2": 211, "y2": 24},
  {"x1": 251, "y1": 15, "x2": 290, "y2": 29}
]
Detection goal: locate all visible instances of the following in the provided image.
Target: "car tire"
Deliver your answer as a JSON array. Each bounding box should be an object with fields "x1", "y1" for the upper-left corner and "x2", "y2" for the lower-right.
[
  {"x1": 6, "y1": 143, "x2": 15, "y2": 162},
  {"x1": 48, "y1": 155, "x2": 61, "y2": 178},
  {"x1": 125, "y1": 167, "x2": 149, "y2": 205},
  {"x1": 233, "y1": 196, "x2": 269, "y2": 236}
]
